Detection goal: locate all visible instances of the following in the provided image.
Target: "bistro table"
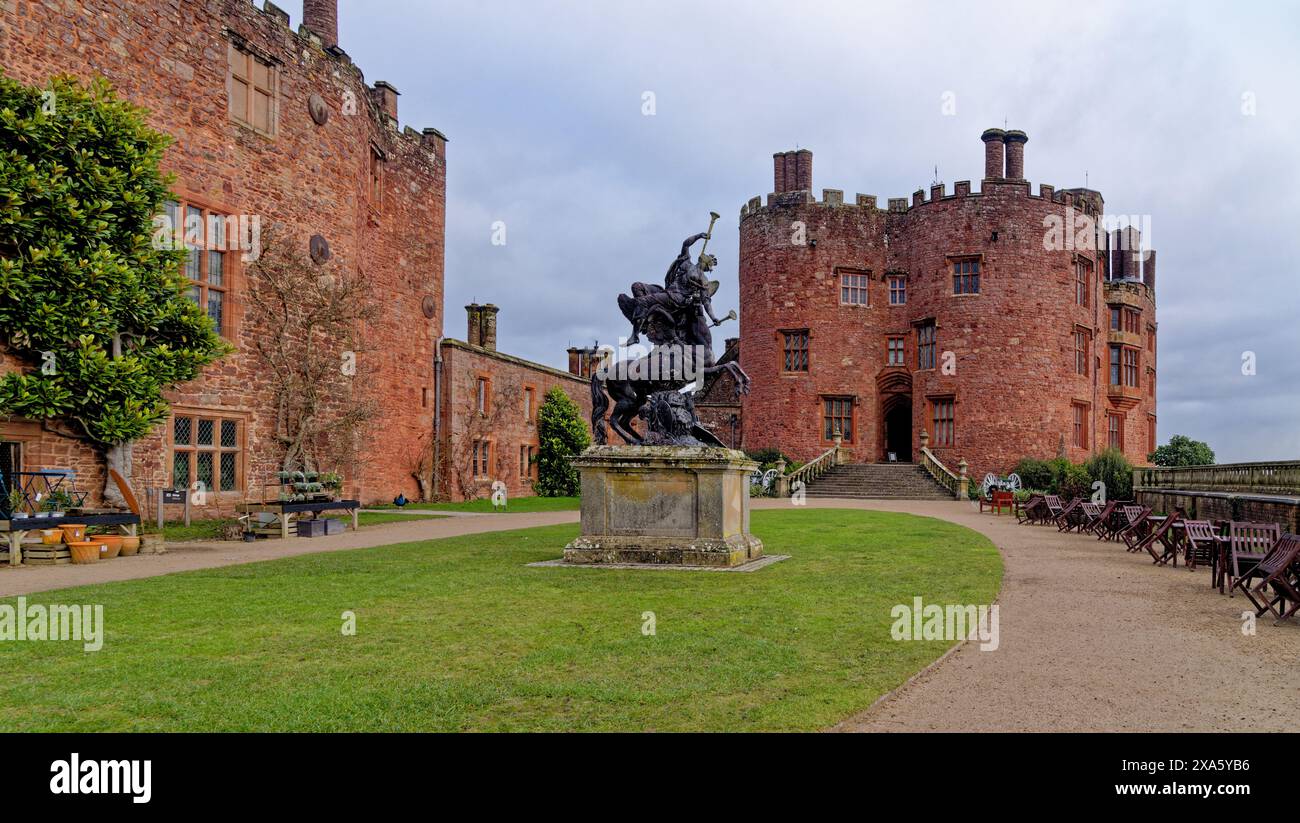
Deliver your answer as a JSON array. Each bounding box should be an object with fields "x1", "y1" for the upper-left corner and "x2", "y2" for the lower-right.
[
  {"x1": 1145, "y1": 515, "x2": 1187, "y2": 567},
  {"x1": 236, "y1": 499, "x2": 361, "y2": 540}
]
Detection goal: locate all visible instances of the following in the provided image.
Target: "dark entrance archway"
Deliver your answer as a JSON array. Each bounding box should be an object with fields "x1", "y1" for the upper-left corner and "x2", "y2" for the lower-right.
[{"x1": 883, "y1": 400, "x2": 913, "y2": 462}]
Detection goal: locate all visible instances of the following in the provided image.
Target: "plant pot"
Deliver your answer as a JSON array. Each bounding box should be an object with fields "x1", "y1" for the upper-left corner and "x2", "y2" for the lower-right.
[
  {"x1": 40, "y1": 529, "x2": 63, "y2": 545},
  {"x1": 95, "y1": 535, "x2": 123, "y2": 559},
  {"x1": 119, "y1": 536, "x2": 140, "y2": 556},
  {"x1": 242, "y1": 532, "x2": 257, "y2": 542},
  {"x1": 12, "y1": 512, "x2": 29, "y2": 520},
  {"x1": 50, "y1": 511, "x2": 66, "y2": 518},
  {"x1": 58, "y1": 524, "x2": 87, "y2": 543},
  {"x1": 67, "y1": 541, "x2": 99, "y2": 564}
]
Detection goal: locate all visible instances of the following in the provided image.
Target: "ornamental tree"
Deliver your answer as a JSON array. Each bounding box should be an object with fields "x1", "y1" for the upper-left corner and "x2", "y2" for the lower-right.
[
  {"x1": 534, "y1": 386, "x2": 590, "y2": 497},
  {"x1": 0, "y1": 73, "x2": 230, "y2": 494}
]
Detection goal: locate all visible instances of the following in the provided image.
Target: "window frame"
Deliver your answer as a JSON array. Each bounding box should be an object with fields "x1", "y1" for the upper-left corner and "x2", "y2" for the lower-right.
[
  {"x1": 888, "y1": 274, "x2": 907, "y2": 306},
  {"x1": 838, "y1": 268, "x2": 870, "y2": 306},
  {"x1": 916, "y1": 321, "x2": 937, "y2": 370},
  {"x1": 781, "y1": 329, "x2": 810, "y2": 373},
  {"x1": 930, "y1": 396, "x2": 955, "y2": 447},
  {"x1": 163, "y1": 195, "x2": 235, "y2": 338},
  {"x1": 1072, "y1": 402, "x2": 1089, "y2": 449},
  {"x1": 886, "y1": 335, "x2": 906, "y2": 367},
  {"x1": 1074, "y1": 258, "x2": 1092, "y2": 307},
  {"x1": 1074, "y1": 327, "x2": 1090, "y2": 376},
  {"x1": 475, "y1": 375, "x2": 492, "y2": 415},
  {"x1": 169, "y1": 410, "x2": 246, "y2": 495},
  {"x1": 1107, "y1": 412, "x2": 1125, "y2": 450},
  {"x1": 227, "y1": 41, "x2": 278, "y2": 136},
  {"x1": 821, "y1": 396, "x2": 854, "y2": 443},
  {"x1": 950, "y1": 256, "x2": 981, "y2": 296}
]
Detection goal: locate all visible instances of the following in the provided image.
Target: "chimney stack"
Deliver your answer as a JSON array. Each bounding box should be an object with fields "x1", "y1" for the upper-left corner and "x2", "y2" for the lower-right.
[
  {"x1": 981, "y1": 129, "x2": 1006, "y2": 179},
  {"x1": 772, "y1": 149, "x2": 813, "y2": 193},
  {"x1": 480, "y1": 304, "x2": 499, "y2": 351},
  {"x1": 1003, "y1": 130, "x2": 1028, "y2": 179},
  {"x1": 465, "y1": 304, "x2": 482, "y2": 347},
  {"x1": 1142, "y1": 250, "x2": 1156, "y2": 291},
  {"x1": 372, "y1": 81, "x2": 399, "y2": 123},
  {"x1": 303, "y1": 0, "x2": 338, "y2": 49}
]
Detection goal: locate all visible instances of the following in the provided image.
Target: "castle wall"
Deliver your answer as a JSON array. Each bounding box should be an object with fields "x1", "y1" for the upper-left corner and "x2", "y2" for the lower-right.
[
  {"x1": 0, "y1": 0, "x2": 446, "y2": 508},
  {"x1": 738, "y1": 132, "x2": 1157, "y2": 482}
]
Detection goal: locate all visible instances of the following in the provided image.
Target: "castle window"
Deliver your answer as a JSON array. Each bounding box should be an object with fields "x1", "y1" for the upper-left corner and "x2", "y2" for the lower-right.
[
  {"x1": 523, "y1": 386, "x2": 535, "y2": 422},
  {"x1": 839, "y1": 270, "x2": 869, "y2": 306},
  {"x1": 1075, "y1": 259, "x2": 1092, "y2": 307},
  {"x1": 887, "y1": 336, "x2": 905, "y2": 367},
  {"x1": 1147, "y1": 324, "x2": 1156, "y2": 353},
  {"x1": 1074, "y1": 328, "x2": 1090, "y2": 376},
  {"x1": 1123, "y1": 347, "x2": 1140, "y2": 387},
  {"x1": 163, "y1": 199, "x2": 233, "y2": 338},
  {"x1": 952, "y1": 259, "x2": 980, "y2": 295},
  {"x1": 822, "y1": 397, "x2": 853, "y2": 442},
  {"x1": 228, "y1": 42, "x2": 277, "y2": 135},
  {"x1": 1123, "y1": 307, "x2": 1141, "y2": 334},
  {"x1": 931, "y1": 397, "x2": 955, "y2": 446},
  {"x1": 1109, "y1": 306, "x2": 1122, "y2": 331},
  {"x1": 782, "y1": 330, "x2": 809, "y2": 372},
  {"x1": 1109, "y1": 345, "x2": 1122, "y2": 385},
  {"x1": 1072, "y1": 402, "x2": 1089, "y2": 449},
  {"x1": 888, "y1": 275, "x2": 907, "y2": 305},
  {"x1": 476, "y1": 376, "x2": 491, "y2": 414},
  {"x1": 171, "y1": 413, "x2": 243, "y2": 493},
  {"x1": 1107, "y1": 413, "x2": 1124, "y2": 450},
  {"x1": 1148, "y1": 368, "x2": 1155, "y2": 397},
  {"x1": 1148, "y1": 416, "x2": 1157, "y2": 453},
  {"x1": 472, "y1": 439, "x2": 492, "y2": 479},
  {"x1": 519, "y1": 444, "x2": 536, "y2": 480},
  {"x1": 916, "y1": 322, "x2": 936, "y2": 370}
]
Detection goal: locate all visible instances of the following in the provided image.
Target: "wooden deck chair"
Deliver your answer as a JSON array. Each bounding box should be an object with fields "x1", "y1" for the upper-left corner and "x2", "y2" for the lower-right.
[
  {"x1": 1241, "y1": 534, "x2": 1300, "y2": 621},
  {"x1": 1118, "y1": 506, "x2": 1153, "y2": 552},
  {"x1": 1134, "y1": 511, "x2": 1182, "y2": 565},
  {"x1": 1073, "y1": 502, "x2": 1102, "y2": 534},
  {"x1": 1053, "y1": 498, "x2": 1083, "y2": 531},
  {"x1": 1181, "y1": 520, "x2": 1219, "y2": 571},
  {"x1": 1016, "y1": 495, "x2": 1045, "y2": 525},
  {"x1": 1081, "y1": 500, "x2": 1117, "y2": 536},
  {"x1": 1226, "y1": 521, "x2": 1283, "y2": 598},
  {"x1": 1042, "y1": 495, "x2": 1064, "y2": 523}
]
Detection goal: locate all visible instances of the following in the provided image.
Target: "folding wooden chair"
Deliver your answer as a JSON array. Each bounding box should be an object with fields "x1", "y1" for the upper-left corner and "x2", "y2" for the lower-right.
[
  {"x1": 1081, "y1": 500, "x2": 1117, "y2": 536},
  {"x1": 1054, "y1": 498, "x2": 1084, "y2": 531},
  {"x1": 1134, "y1": 511, "x2": 1182, "y2": 565},
  {"x1": 1226, "y1": 521, "x2": 1282, "y2": 597},
  {"x1": 1181, "y1": 520, "x2": 1220, "y2": 572},
  {"x1": 1016, "y1": 495, "x2": 1044, "y2": 525},
  {"x1": 1042, "y1": 495, "x2": 1064, "y2": 524},
  {"x1": 1241, "y1": 534, "x2": 1300, "y2": 621},
  {"x1": 1095, "y1": 503, "x2": 1137, "y2": 541},
  {"x1": 1119, "y1": 506, "x2": 1153, "y2": 552},
  {"x1": 1073, "y1": 502, "x2": 1102, "y2": 534}
]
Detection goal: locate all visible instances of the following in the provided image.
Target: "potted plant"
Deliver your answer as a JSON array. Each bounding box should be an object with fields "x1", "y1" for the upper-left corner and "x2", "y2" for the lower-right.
[
  {"x1": 5, "y1": 486, "x2": 27, "y2": 520},
  {"x1": 43, "y1": 490, "x2": 71, "y2": 518}
]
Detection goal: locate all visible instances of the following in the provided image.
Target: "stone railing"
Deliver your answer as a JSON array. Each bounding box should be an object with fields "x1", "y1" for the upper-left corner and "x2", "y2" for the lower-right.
[
  {"x1": 1133, "y1": 461, "x2": 1300, "y2": 497},
  {"x1": 774, "y1": 437, "x2": 844, "y2": 498},
  {"x1": 918, "y1": 429, "x2": 968, "y2": 499}
]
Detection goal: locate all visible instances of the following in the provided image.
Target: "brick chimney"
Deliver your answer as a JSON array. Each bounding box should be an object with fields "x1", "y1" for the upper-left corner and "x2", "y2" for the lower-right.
[
  {"x1": 303, "y1": 0, "x2": 338, "y2": 49},
  {"x1": 981, "y1": 129, "x2": 1006, "y2": 179},
  {"x1": 1142, "y1": 250, "x2": 1156, "y2": 291},
  {"x1": 480, "y1": 303, "x2": 499, "y2": 351},
  {"x1": 1003, "y1": 130, "x2": 1028, "y2": 179},
  {"x1": 567, "y1": 346, "x2": 581, "y2": 376},
  {"x1": 772, "y1": 149, "x2": 812, "y2": 193},
  {"x1": 465, "y1": 304, "x2": 482, "y2": 346}
]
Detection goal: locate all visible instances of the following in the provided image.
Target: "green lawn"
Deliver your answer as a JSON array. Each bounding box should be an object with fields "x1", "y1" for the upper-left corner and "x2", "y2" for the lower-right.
[
  {"x1": 368, "y1": 496, "x2": 580, "y2": 513},
  {"x1": 0, "y1": 509, "x2": 1001, "y2": 732},
  {"x1": 142, "y1": 511, "x2": 445, "y2": 542}
]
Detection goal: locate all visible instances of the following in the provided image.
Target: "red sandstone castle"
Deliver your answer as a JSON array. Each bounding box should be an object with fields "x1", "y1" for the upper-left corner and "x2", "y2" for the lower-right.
[
  {"x1": 0, "y1": 0, "x2": 590, "y2": 507},
  {"x1": 736, "y1": 129, "x2": 1158, "y2": 480}
]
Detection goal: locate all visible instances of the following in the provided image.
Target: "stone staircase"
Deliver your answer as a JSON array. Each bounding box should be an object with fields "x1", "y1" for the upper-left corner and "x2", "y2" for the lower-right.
[{"x1": 802, "y1": 462, "x2": 955, "y2": 500}]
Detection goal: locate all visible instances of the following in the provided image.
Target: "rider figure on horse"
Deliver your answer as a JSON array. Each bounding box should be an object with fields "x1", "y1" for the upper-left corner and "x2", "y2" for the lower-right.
[{"x1": 622, "y1": 232, "x2": 726, "y2": 346}]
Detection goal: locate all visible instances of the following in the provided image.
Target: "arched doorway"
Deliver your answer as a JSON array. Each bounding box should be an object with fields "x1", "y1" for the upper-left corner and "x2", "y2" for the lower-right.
[{"x1": 883, "y1": 399, "x2": 913, "y2": 462}]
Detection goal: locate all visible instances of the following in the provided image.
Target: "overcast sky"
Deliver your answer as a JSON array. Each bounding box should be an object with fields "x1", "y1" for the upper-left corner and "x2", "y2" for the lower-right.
[{"x1": 280, "y1": 0, "x2": 1300, "y2": 462}]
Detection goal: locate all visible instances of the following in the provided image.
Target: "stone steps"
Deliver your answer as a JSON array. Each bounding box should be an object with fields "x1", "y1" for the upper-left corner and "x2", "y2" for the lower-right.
[{"x1": 802, "y1": 463, "x2": 954, "y2": 500}]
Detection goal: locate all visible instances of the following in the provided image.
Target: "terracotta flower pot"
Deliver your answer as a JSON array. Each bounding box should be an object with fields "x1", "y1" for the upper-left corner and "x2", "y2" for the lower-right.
[
  {"x1": 95, "y1": 535, "x2": 123, "y2": 559},
  {"x1": 58, "y1": 523, "x2": 87, "y2": 543},
  {"x1": 119, "y1": 536, "x2": 140, "y2": 556},
  {"x1": 67, "y1": 541, "x2": 99, "y2": 564},
  {"x1": 40, "y1": 529, "x2": 63, "y2": 545}
]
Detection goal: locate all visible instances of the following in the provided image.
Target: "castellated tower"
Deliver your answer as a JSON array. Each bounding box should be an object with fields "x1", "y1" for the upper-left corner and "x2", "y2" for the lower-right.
[{"x1": 737, "y1": 129, "x2": 1157, "y2": 481}]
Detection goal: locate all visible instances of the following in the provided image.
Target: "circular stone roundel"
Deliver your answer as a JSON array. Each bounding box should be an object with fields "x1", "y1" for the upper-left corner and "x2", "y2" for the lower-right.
[
  {"x1": 421, "y1": 295, "x2": 436, "y2": 319},
  {"x1": 309, "y1": 234, "x2": 331, "y2": 264},
  {"x1": 308, "y1": 93, "x2": 329, "y2": 125}
]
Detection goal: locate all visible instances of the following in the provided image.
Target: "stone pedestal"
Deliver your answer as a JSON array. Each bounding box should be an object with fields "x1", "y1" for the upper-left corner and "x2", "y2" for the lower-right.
[{"x1": 563, "y1": 445, "x2": 764, "y2": 567}]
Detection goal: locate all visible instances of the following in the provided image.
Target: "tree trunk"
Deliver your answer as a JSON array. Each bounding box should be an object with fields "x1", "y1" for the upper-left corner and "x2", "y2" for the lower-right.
[{"x1": 103, "y1": 441, "x2": 133, "y2": 508}]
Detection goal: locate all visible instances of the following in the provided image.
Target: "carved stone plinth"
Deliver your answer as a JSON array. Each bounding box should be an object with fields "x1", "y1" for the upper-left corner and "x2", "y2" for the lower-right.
[{"x1": 563, "y1": 446, "x2": 764, "y2": 567}]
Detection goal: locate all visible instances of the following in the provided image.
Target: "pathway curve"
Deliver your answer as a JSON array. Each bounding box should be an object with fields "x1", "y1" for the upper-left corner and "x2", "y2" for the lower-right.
[{"x1": 749, "y1": 498, "x2": 1298, "y2": 732}]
